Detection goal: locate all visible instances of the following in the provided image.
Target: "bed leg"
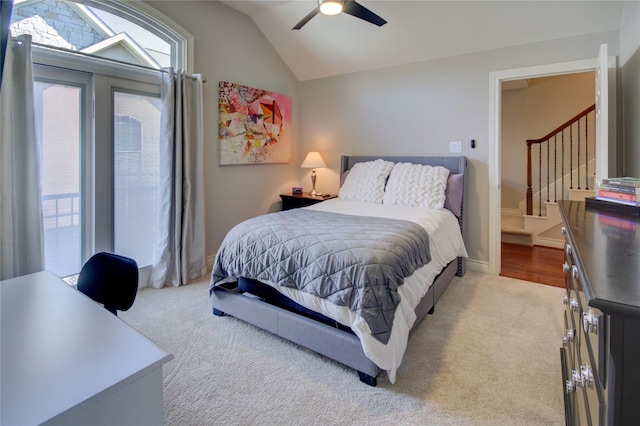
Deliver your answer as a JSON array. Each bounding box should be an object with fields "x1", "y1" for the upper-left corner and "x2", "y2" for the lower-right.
[
  {"x1": 428, "y1": 306, "x2": 435, "y2": 315},
  {"x1": 358, "y1": 371, "x2": 377, "y2": 387},
  {"x1": 213, "y1": 308, "x2": 226, "y2": 317}
]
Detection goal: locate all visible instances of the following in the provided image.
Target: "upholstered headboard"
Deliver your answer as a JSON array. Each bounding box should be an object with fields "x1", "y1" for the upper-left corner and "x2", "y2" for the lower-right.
[{"x1": 339, "y1": 155, "x2": 468, "y2": 275}]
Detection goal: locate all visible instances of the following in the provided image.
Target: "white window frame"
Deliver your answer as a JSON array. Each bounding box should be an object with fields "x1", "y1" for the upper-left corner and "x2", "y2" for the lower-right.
[
  {"x1": 17, "y1": 0, "x2": 193, "y2": 74},
  {"x1": 64, "y1": 0, "x2": 193, "y2": 71}
]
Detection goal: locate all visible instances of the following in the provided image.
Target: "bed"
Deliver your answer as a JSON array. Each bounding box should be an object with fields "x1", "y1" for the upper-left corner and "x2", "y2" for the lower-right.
[{"x1": 210, "y1": 155, "x2": 468, "y2": 386}]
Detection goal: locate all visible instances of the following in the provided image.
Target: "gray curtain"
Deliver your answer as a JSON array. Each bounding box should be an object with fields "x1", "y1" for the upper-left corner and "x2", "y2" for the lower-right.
[
  {"x1": 149, "y1": 68, "x2": 207, "y2": 288},
  {"x1": 0, "y1": 34, "x2": 45, "y2": 280}
]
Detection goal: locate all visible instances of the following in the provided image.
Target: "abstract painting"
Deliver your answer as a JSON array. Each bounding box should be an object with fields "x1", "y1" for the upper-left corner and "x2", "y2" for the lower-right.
[{"x1": 218, "y1": 81, "x2": 292, "y2": 165}]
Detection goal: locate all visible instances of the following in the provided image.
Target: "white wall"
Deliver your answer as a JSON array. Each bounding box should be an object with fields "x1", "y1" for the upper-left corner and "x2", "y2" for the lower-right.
[
  {"x1": 621, "y1": 1, "x2": 640, "y2": 177},
  {"x1": 501, "y1": 73, "x2": 595, "y2": 210},
  {"x1": 299, "y1": 32, "x2": 619, "y2": 268},
  {"x1": 146, "y1": 1, "x2": 301, "y2": 260}
]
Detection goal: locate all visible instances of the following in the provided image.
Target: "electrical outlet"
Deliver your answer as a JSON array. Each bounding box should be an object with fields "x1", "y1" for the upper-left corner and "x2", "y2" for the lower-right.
[{"x1": 449, "y1": 141, "x2": 462, "y2": 153}]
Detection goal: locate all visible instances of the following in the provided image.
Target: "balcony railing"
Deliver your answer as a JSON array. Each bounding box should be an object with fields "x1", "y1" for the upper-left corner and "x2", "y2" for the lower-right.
[{"x1": 42, "y1": 192, "x2": 80, "y2": 229}]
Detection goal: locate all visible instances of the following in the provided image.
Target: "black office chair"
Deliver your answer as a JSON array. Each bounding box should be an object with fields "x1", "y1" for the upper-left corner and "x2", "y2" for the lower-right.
[{"x1": 77, "y1": 252, "x2": 139, "y2": 316}]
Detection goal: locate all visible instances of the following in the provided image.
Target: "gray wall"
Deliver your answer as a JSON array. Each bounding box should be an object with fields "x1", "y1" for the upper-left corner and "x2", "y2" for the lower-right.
[
  {"x1": 147, "y1": 1, "x2": 639, "y2": 271},
  {"x1": 299, "y1": 32, "x2": 619, "y2": 268},
  {"x1": 621, "y1": 1, "x2": 640, "y2": 177},
  {"x1": 147, "y1": 1, "x2": 301, "y2": 260}
]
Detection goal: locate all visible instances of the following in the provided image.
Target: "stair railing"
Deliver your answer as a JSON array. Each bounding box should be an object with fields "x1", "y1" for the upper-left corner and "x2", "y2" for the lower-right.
[{"x1": 526, "y1": 104, "x2": 595, "y2": 216}]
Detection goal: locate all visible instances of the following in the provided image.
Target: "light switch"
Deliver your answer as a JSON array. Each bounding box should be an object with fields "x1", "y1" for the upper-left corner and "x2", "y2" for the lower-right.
[{"x1": 449, "y1": 141, "x2": 462, "y2": 153}]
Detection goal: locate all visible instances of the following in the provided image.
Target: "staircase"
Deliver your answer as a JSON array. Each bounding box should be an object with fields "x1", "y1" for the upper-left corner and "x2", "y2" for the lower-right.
[
  {"x1": 502, "y1": 188, "x2": 595, "y2": 248},
  {"x1": 502, "y1": 104, "x2": 596, "y2": 248}
]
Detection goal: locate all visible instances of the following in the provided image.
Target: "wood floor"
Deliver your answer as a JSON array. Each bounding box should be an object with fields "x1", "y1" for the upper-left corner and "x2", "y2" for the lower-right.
[{"x1": 500, "y1": 242, "x2": 565, "y2": 288}]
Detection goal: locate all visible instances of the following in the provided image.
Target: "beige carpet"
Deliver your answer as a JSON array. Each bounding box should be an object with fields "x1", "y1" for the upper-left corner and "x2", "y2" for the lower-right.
[{"x1": 120, "y1": 272, "x2": 565, "y2": 426}]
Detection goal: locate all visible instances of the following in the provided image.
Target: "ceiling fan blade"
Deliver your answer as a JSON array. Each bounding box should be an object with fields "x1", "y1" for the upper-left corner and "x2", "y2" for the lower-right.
[
  {"x1": 292, "y1": 7, "x2": 320, "y2": 30},
  {"x1": 342, "y1": 1, "x2": 387, "y2": 26}
]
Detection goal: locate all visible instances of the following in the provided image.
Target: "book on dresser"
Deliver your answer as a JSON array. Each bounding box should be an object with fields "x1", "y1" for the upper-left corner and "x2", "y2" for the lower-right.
[{"x1": 597, "y1": 177, "x2": 640, "y2": 207}]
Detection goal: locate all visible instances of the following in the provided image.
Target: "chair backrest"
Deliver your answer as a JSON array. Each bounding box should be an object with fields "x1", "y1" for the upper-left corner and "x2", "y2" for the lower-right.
[{"x1": 77, "y1": 252, "x2": 138, "y2": 315}]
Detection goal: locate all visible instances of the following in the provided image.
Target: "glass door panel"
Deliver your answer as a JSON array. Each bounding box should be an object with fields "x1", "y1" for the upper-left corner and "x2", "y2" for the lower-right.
[
  {"x1": 113, "y1": 91, "x2": 161, "y2": 267},
  {"x1": 35, "y1": 81, "x2": 82, "y2": 277}
]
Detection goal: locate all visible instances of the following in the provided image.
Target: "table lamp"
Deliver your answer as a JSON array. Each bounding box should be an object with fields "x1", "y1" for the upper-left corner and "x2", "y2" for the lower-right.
[{"x1": 301, "y1": 151, "x2": 327, "y2": 196}]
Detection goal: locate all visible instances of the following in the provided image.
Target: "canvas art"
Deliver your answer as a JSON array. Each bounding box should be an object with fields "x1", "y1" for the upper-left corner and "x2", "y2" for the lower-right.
[{"x1": 218, "y1": 81, "x2": 292, "y2": 165}]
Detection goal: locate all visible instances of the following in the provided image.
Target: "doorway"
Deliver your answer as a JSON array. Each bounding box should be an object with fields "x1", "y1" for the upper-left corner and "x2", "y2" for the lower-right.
[
  {"x1": 499, "y1": 73, "x2": 595, "y2": 286},
  {"x1": 488, "y1": 54, "x2": 614, "y2": 276}
]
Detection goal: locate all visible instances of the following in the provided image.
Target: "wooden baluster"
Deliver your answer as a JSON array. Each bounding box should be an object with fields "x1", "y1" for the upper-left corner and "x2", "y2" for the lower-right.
[
  {"x1": 562, "y1": 130, "x2": 565, "y2": 200},
  {"x1": 554, "y1": 134, "x2": 557, "y2": 202},
  {"x1": 546, "y1": 138, "x2": 550, "y2": 202},
  {"x1": 570, "y1": 124, "x2": 574, "y2": 189},
  {"x1": 577, "y1": 118, "x2": 581, "y2": 189},
  {"x1": 585, "y1": 113, "x2": 589, "y2": 190},
  {"x1": 539, "y1": 144, "x2": 542, "y2": 216},
  {"x1": 526, "y1": 141, "x2": 532, "y2": 216}
]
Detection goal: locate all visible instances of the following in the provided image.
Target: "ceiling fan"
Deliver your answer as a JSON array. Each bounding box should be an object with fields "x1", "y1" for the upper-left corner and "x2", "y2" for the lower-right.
[{"x1": 292, "y1": 0, "x2": 388, "y2": 30}]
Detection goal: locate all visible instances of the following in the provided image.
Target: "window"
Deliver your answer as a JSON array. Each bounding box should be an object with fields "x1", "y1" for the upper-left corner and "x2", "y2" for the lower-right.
[
  {"x1": 10, "y1": 0, "x2": 192, "y2": 70},
  {"x1": 13, "y1": 0, "x2": 192, "y2": 279}
]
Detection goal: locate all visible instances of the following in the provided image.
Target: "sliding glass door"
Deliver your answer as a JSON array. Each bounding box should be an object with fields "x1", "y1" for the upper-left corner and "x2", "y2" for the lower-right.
[{"x1": 34, "y1": 65, "x2": 161, "y2": 278}]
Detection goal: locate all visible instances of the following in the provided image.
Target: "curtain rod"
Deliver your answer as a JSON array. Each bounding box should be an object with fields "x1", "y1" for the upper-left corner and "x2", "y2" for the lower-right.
[{"x1": 24, "y1": 39, "x2": 207, "y2": 83}]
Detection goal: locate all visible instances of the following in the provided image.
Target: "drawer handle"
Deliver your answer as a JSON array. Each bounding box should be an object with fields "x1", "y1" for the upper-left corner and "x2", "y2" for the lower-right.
[
  {"x1": 569, "y1": 366, "x2": 594, "y2": 390},
  {"x1": 561, "y1": 226, "x2": 567, "y2": 235},
  {"x1": 569, "y1": 298, "x2": 579, "y2": 313},
  {"x1": 571, "y1": 265, "x2": 579, "y2": 280},
  {"x1": 583, "y1": 309, "x2": 599, "y2": 335},
  {"x1": 565, "y1": 244, "x2": 573, "y2": 256},
  {"x1": 571, "y1": 369, "x2": 582, "y2": 389},
  {"x1": 562, "y1": 262, "x2": 571, "y2": 274},
  {"x1": 562, "y1": 329, "x2": 575, "y2": 346},
  {"x1": 580, "y1": 365, "x2": 595, "y2": 389},
  {"x1": 562, "y1": 293, "x2": 569, "y2": 305},
  {"x1": 565, "y1": 379, "x2": 575, "y2": 394}
]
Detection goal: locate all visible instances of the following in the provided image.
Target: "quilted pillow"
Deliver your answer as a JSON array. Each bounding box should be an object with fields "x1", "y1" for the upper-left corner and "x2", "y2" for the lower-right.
[
  {"x1": 383, "y1": 162, "x2": 450, "y2": 209},
  {"x1": 338, "y1": 159, "x2": 395, "y2": 203}
]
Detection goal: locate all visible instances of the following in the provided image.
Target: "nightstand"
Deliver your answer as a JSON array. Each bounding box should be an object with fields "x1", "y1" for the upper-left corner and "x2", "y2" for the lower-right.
[{"x1": 280, "y1": 193, "x2": 337, "y2": 210}]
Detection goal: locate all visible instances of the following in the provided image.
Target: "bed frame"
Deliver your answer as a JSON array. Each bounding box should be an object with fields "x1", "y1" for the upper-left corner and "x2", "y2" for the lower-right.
[{"x1": 211, "y1": 155, "x2": 467, "y2": 386}]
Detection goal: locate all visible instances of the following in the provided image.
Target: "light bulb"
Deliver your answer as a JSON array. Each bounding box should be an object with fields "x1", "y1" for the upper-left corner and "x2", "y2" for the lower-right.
[{"x1": 319, "y1": 1, "x2": 343, "y2": 16}]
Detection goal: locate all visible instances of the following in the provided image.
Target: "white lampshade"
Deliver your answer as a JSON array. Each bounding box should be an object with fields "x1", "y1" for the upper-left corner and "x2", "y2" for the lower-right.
[
  {"x1": 300, "y1": 151, "x2": 327, "y2": 169},
  {"x1": 319, "y1": 0, "x2": 343, "y2": 16}
]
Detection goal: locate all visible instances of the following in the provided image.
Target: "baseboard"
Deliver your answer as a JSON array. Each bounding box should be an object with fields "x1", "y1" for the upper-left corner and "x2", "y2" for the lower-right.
[
  {"x1": 465, "y1": 258, "x2": 490, "y2": 274},
  {"x1": 534, "y1": 237, "x2": 564, "y2": 249}
]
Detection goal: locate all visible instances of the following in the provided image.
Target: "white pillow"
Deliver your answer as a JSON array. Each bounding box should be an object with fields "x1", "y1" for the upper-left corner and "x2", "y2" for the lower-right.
[
  {"x1": 338, "y1": 159, "x2": 395, "y2": 204},
  {"x1": 383, "y1": 162, "x2": 450, "y2": 209}
]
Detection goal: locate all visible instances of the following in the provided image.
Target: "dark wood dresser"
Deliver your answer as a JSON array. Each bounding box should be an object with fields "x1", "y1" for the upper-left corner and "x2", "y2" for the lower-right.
[{"x1": 559, "y1": 200, "x2": 640, "y2": 425}]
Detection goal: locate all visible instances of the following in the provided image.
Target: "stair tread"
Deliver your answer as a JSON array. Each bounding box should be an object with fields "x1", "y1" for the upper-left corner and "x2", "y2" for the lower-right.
[
  {"x1": 501, "y1": 216, "x2": 532, "y2": 235},
  {"x1": 501, "y1": 228, "x2": 534, "y2": 236}
]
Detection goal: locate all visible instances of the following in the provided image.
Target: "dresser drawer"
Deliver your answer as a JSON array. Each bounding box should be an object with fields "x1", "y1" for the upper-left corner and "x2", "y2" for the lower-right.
[
  {"x1": 562, "y1": 235, "x2": 607, "y2": 425},
  {"x1": 576, "y1": 318, "x2": 605, "y2": 425},
  {"x1": 568, "y1": 266, "x2": 606, "y2": 389}
]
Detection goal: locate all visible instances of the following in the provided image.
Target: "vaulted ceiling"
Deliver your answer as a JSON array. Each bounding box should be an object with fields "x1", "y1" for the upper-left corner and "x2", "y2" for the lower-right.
[{"x1": 219, "y1": 0, "x2": 623, "y2": 81}]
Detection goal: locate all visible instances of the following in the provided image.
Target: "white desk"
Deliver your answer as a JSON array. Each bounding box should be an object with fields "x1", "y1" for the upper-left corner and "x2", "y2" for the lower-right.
[{"x1": 1, "y1": 271, "x2": 173, "y2": 425}]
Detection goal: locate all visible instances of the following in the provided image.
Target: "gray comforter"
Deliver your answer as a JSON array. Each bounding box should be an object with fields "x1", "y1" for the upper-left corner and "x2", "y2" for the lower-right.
[{"x1": 211, "y1": 209, "x2": 431, "y2": 344}]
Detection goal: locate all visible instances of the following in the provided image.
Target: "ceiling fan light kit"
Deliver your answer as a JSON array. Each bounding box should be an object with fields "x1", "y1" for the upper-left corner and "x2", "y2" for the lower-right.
[
  {"x1": 292, "y1": 0, "x2": 387, "y2": 30},
  {"x1": 319, "y1": 1, "x2": 343, "y2": 16}
]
